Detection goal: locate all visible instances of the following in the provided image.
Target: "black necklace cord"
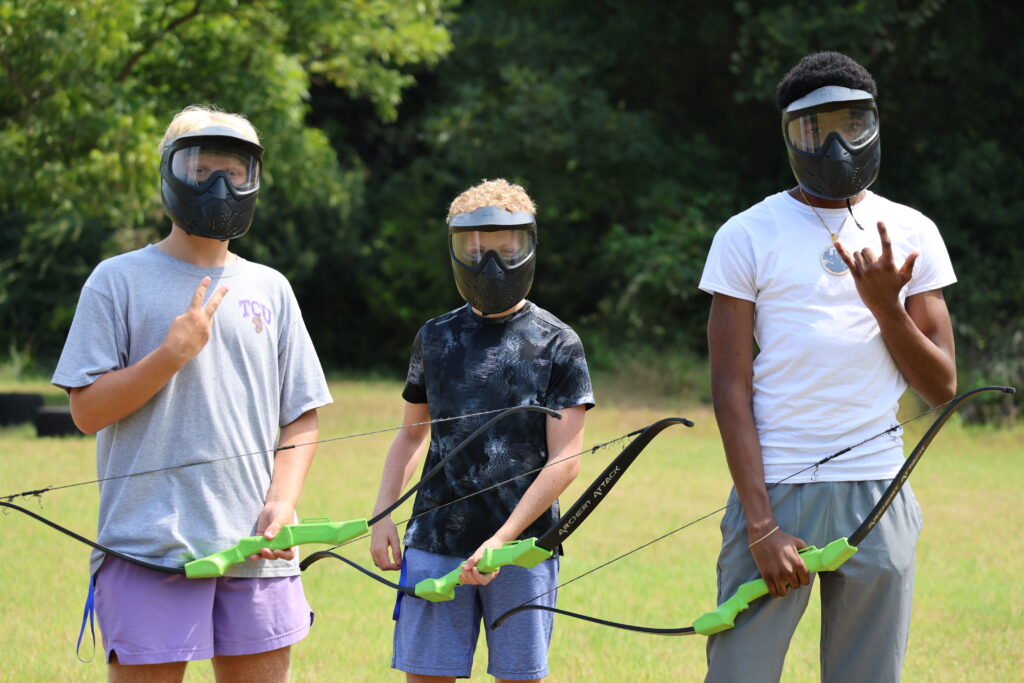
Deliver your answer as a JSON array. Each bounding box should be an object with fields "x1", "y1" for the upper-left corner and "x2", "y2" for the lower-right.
[
  {"x1": 846, "y1": 197, "x2": 865, "y2": 230},
  {"x1": 492, "y1": 385, "x2": 1016, "y2": 634}
]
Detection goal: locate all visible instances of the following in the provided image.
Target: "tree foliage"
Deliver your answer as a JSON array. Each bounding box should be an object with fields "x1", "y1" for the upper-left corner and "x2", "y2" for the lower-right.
[
  {"x1": 329, "y1": 0, "x2": 1022, "y2": 418},
  {"x1": 0, "y1": 0, "x2": 453, "y2": 357},
  {"x1": 1, "y1": 1, "x2": 1020, "y2": 419}
]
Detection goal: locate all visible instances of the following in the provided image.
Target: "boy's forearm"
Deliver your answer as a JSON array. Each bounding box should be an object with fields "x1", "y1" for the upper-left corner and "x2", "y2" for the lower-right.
[
  {"x1": 372, "y1": 428, "x2": 429, "y2": 518},
  {"x1": 266, "y1": 409, "x2": 318, "y2": 508},
  {"x1": 69, "y1": 344, "x2": 187, "y2": 434},
  {"x1": 494, "y1": 407, "x2": 585, "y2": 542},
  {"x1": 873, "y1": 291, "x2": 956, "y2": 407},
  {"x1": 494, "y1": 462, "x2": 579, "y2": 542},
  {"x1": 712, "y1": 384, "x2": 775, "y2": 536},
  {"x1": 708, "y1": 293, "x2": 776, "y2": 536}
]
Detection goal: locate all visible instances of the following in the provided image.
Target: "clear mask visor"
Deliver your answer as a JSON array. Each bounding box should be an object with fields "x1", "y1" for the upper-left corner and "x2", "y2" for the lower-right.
[
  {"x1": 169, "y1": 143, "x2": 261, "y2": 192},
  {"x1": 450, "y1": 229, "x2": 536, "y2": 269},
  {"x1": 785, "y1": 103, "x2": 878, "y2": 154}
]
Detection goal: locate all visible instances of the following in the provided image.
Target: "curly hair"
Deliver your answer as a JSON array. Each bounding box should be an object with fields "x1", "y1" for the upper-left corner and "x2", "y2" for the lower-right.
[
  {"x1": 775, "y1": 52, "x2": 877, "y2": 111},
  {"x1": 158, "y1": 105, "x2": 260, "y2": 154},
  {"x1": 447, "y1": 178, "x2": 536, "y2": 219}
]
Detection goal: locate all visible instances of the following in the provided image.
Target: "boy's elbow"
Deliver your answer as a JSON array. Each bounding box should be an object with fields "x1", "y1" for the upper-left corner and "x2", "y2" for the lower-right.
[
  {"x1": 564, "y1": 458, "x2": 582, "y2": 482},
  {"x1": 68, "y1": 390, "x2": 101, "y2": 434},
  {"x1": 69, "y1": 409, "x2": 101, "y2": 435},
  {"x1": 929, "y1": 379, "x2": 957, "y2": 408}
]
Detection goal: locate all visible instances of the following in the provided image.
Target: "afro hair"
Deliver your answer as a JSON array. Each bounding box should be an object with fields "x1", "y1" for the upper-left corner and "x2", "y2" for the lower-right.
[{"x1": 775, "y1": 52, "x2": 877, "y2": 111}]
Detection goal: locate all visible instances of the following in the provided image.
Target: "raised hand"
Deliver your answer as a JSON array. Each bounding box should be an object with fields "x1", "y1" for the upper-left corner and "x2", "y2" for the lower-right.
[
  {"x1": 835, "y1": 221, "x2": 918, "y2": 315},
  {"x1": 162, "y1": 276, "x2": 229, "y2": 365}
]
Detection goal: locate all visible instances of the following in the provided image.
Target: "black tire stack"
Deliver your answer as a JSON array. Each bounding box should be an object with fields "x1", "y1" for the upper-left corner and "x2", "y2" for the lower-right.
[
  {"x1": 0, "y1": 393, "x2": 84, "y2": 437},
  {"x1": 0, "y1": 393, "x2": 44, "y2": 426},
  {"x1": 34, "y1": 405, "x2": 85, "y2": 437}
]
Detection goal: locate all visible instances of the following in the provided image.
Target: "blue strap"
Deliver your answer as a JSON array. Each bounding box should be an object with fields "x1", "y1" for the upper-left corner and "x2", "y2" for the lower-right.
[
  {"x1": 75, "y1": 574, "x2": 96, "y2": 663},
  {"x1": 392, "y1": 554, "x2": 409, "y2": 621}
]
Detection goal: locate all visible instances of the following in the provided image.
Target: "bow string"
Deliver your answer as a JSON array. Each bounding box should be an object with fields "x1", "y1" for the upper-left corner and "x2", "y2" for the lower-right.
[
  {"x1": 491, "y1": 385, "x2": 1016, "y2": 635},
  {"x1": 0, "y1": 405, "x2": 554, "y2": 574}
]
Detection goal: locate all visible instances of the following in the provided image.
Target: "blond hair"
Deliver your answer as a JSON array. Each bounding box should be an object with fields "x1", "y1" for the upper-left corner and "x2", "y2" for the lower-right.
[
  {"x1": 158, "y1": 105, "x2": 259, "y2": 154},
  {"x1": 447, "y1": 178, "x2": 536, "y2": 219}
]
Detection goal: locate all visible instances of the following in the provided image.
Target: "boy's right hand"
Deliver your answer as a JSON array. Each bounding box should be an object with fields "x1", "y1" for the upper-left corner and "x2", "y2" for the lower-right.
[
  {"x1": 749, "y1": 527, "x2": 810, "y2": 598},
  {"x1": 162, "y1": 277, "x2": 229, "y2": 365},
  {"x1": 370, "y1": 518, "x2": 403, "y2": 571}
]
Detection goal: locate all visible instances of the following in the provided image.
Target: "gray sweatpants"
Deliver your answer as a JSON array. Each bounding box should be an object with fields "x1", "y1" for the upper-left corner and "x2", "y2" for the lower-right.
[{"x1": 705, "y1": 481, "x2": 923, "y2": 683}]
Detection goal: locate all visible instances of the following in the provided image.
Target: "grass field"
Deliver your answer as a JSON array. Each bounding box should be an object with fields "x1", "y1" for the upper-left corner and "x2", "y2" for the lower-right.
[{"x1": 0, "y1": 379, "x2": 1020, "y2": 681}]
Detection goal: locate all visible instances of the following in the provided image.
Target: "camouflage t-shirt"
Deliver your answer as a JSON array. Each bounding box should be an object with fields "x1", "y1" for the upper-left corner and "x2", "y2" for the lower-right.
[{"x1": 402, "y1": 301, "x2": 595, "y2": 558}]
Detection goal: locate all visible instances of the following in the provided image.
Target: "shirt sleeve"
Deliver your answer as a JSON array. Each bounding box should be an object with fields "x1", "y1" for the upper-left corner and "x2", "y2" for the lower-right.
[
  {"x1": 905, "y1": 216, "x2": 957, "y2": 296},
  {"x1": 698, "y1": 218, "x2": 758, "y2": 301},
  {"x1": 546, "y1": 328, "x2": 595, "y2": 411},
  {"x1": 277, "y1": 289, "x2": 333, "y2": 426},
  {"x1": 401, "y1": 328, "x2": 428, "y2": 404},
  {"x1": 51, "y1": 284, "x2": 128, "y2": 391}
]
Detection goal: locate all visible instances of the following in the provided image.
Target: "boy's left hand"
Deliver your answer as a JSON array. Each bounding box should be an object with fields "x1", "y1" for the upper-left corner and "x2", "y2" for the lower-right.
[
  {"x1": 835, "y1": 221, "x2": 918, "y2": 315},
  {"x1": 248, "y1": 501, "x2": 297, "y2": 562},
  {"x1": 458, "y1": 536, "x2": 506, "y2": 586}
]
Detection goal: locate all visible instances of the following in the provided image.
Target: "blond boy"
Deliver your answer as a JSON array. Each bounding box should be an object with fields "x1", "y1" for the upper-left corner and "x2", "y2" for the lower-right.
[
  {"x1": 369, "y1": 179, "x2": 595, "y2": 682},
  {"x1": 53, "y1": 106, "x2": 331, "y2": 681}
]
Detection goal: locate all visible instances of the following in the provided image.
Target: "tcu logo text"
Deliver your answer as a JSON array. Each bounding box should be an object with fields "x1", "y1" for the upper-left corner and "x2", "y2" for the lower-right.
[{"x1": 238, "y1": 299, "x2": 273, "y2": 334}]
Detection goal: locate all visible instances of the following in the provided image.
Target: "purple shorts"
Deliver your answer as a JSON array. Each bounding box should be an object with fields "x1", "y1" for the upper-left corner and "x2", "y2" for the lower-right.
[{"x1": 94, "y1": 556, "x2": 314, "y2": 665}]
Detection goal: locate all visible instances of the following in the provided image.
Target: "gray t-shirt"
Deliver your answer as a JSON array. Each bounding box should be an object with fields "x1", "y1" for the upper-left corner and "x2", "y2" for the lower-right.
[{"x1": 52, "y1": 245, "x2": 332, "y2": 577}]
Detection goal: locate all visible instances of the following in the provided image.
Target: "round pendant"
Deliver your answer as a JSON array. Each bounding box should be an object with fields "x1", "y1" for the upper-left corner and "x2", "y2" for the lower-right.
[{"x1": 820, "y1": 246, "x2": 849, "y2": 275}]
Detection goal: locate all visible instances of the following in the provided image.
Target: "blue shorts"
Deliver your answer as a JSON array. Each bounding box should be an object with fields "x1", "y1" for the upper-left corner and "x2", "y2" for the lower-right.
[
  {"x1": 392, "y1": 547, "x2": 558, "y2": 680},
  {"x1": 94, "y1": 556, "x2": 313, "y2": 665}
]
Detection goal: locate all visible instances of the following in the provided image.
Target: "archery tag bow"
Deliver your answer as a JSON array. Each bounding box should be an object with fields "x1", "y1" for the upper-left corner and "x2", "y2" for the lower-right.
[
  {"x1": 1, "y1": 404, "x2": 557, "y2": 577},
  {"x1": 491, "y1": 385, "x2": 1016, "y2": 635},
  {"x1": 299, "y1": 416, "x2": 693, "y2": 601}
]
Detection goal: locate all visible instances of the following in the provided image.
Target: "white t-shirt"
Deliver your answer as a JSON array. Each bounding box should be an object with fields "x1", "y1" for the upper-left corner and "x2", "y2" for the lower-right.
[{"x1": 699, "y1": 191, "x2": 956, "y2": 483}]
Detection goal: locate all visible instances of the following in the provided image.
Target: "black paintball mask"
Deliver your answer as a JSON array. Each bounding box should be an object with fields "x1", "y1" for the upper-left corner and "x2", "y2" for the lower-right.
[
  {"x1": 782, "y1": 86, "x2": 881, "y2": 200},
  {"x1": 160, "y1": 125, "x2": 264, "y2": 240},
  {"x1": 448, "y1": 206, "x2": 537, "y2": 316}
]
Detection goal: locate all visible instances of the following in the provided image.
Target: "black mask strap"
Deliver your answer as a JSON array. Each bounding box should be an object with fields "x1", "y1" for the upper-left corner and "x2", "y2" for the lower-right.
[{"x1": 846, "y1": 198, "x2": 865, "y2": 230}]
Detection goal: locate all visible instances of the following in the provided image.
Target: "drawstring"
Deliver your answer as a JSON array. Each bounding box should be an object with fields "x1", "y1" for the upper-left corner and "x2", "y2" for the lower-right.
[{"x1": 76, "y1": 574, "x2": 96, "y2": 663}]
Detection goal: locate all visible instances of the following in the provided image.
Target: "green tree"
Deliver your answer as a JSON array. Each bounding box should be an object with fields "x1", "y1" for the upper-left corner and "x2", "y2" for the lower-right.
[
  {"x1": 331, "y1": 0, "x2": 1021, "y2": 412},
  {"x1": 0, "y1": 0, "x2": 454, "y2": 364}
]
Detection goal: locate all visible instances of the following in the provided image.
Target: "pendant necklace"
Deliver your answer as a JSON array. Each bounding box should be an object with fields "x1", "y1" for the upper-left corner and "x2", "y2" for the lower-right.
[{"x1": 799, "y1": 188, "x2": 849, "y2": 276}]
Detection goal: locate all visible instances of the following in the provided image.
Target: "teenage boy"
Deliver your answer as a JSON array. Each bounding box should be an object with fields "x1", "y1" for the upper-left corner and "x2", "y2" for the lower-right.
[
  {"x1": 699, "y1": 52, "x2": 956, "y2": 682},
  {"x1": 369, "y1": 179, "x2": 595, "y2": 682},
  {"x1": 53, "y1": 105, "x2": 332, "y2": 682}
]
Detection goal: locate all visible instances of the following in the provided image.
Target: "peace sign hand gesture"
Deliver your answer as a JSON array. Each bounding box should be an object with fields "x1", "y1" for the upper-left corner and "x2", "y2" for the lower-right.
[
  {"x1": 834, "y1": 221, "x2": 918, "y2": 316},
  {"x1": 162, "y1": 276, "x2": 229, "y2": 366}
]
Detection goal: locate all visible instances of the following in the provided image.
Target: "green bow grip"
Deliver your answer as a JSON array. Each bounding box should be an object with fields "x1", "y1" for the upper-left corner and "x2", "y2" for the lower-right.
[
  {"x1": 692, "y1": 537, "x2": 857, "y2": 636},
  {"x1": 414, "y1": 537, "x2": 554, "y2": 602},
  {"x1": 184, "y1": 517, "x2": 370, "y2": 578}
]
